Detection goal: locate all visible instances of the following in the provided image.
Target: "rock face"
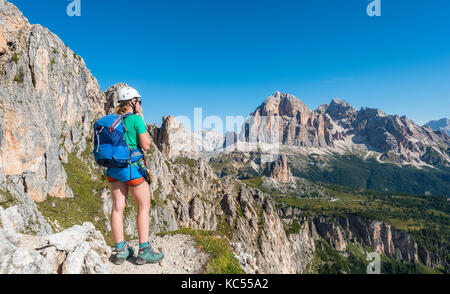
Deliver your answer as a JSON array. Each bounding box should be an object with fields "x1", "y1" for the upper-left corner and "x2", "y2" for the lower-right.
[
  {"x1": 220, "y1": 181, "x2": 316, "y2": 273},
  {"x1": 149, "y1": 115, "x2": 224, "y2": 160},
  {"x1": 0, "y1": 0, "x2": 105, "y2": 204},
  {"x1": 323, "y1": 98, "x2": 357, "y2": 120},
  {"x1": 0, "y1": 177, "x2": 52, "y2": 235},
  {"x1": 263, "y1": 154, "x2": 291, "y2": 183},
  {"x1": 150, "y1": 115, "x2": 199, "y2": 160},
  {"x1": 278, "y1": 206, "x2": 442, "y2": 268},
  {"x1": 0, "y1": 0, "x2": 107, "y2": 236}
]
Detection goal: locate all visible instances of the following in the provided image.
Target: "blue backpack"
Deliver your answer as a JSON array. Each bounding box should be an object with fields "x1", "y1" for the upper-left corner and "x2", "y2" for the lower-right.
[{"x1": 93, "y1": 113, "x2": 143, "y2": 168}]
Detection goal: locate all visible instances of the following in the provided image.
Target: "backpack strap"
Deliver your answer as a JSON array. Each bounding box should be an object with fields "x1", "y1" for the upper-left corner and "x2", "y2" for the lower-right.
[
  {"x1": 121, "y1": 113, "x2": 136, "y2": 132},
  {"x1": 118, "y1": 113, "x2": 134, "y2": 179},
  {"x1": 122, "y1": 112, "x2": 135, "y2": 119},
  {"x1": 109, "y1": 114, "x2": 122, "y2": 133},
  {"x1": 120, "y1": 113, "x2": 145, "y2": 164}
]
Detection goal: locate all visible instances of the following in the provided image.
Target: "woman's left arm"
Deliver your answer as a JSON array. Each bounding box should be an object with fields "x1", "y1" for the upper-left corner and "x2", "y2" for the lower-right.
[
  {"x1": 139, "y1": 132, "x2": 151, "y2": 151},
  {"x1": 136, "y1": 115, "x2": 151, "y2": 151}
]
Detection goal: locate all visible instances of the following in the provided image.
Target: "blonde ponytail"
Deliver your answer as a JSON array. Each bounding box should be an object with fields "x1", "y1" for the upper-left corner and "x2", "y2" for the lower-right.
[{"x1": 114, "y1": 101, "x2": 130, "y2": 115}]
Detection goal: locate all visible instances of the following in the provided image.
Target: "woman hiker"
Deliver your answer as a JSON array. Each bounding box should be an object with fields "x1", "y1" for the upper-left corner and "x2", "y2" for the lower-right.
[{"x1": 107, "y1": 86, "x2": 164, "y2": 265}]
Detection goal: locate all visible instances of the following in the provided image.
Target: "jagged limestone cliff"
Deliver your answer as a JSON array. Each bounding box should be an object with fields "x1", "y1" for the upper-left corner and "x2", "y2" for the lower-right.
[
  {"x1": 0, "y1": 0, "x2": 106, "y2": 236},
  {"x1": 0, "y1": 0, "x2": 105, "y2": 203},
  {"x1": 278, "y1": 207, "x2": 442, "y2": 268}
]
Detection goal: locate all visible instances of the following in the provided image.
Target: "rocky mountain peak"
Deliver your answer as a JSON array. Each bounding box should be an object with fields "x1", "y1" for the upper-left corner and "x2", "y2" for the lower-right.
[
  {"x1": 104, "y1": 83, "x2": 129, "y2": 114},
  {"x1": 263, "y1": 154, "x2": 291, "y2": 183},
  {"x1": 151, "y1": 115, "x2": 198, "y2": 159},
  {"x1": 0, "y1": 0, "x2": 31, "y2": 32},
  {"x1": 254, "y1": 91, "x2": 311, "y2": 117},
  {"x1": 357, "y1": 107, "x2": 387, "y2": 119},
  {"x1": 325, "y1": 98, "x2": 356, "y2": 121},
  {"x1": 241, "y1": 92, "x2": 334, "y2": 148}
]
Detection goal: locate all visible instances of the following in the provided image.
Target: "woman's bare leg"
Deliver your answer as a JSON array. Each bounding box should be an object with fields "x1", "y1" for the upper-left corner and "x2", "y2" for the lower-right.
[
  {"x1": 129, "y1": 181, "x2": 151, "y2": 244},
  {"x1": 110, "y1": 181, "x2": 129, "y2": 244}
]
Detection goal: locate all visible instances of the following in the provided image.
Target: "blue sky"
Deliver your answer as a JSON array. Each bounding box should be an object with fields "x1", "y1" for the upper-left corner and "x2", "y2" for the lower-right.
[{"x1": 10, "y1": 0, "x2": 450, "y2": 130}]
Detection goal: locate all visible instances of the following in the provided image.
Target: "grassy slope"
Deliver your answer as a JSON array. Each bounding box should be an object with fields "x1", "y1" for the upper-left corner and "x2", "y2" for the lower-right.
[{"x1": 36, "y1": 147, "x2": 116, "y2": 244}]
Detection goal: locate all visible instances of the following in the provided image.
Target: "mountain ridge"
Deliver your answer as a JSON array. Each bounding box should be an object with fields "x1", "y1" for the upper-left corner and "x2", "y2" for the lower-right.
[
  {"x1": 237, "y1": 91, "x2": 449, "y2": 167},
  {"x1": 155, "y1": 91, "x2": 449, "y2": 168}
]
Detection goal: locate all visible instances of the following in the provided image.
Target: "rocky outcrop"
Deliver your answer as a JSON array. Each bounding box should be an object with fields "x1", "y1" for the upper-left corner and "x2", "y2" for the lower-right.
[
  {"x1": 0, "y1": 229, "x2": 54, "y2": 274},
  {"x1": 322, "y1": 98, "x2": 357, "y2": 130},
  {"x1": 43, "y1": 222, "x2": 111, "y2": 274},
  {"x1": 312, "y1": 214, "x2": 437, "y2": 265},
  {"x1": 263, "y1": 154, "x2": 291, "y2": 183},
  {"x1": 1, "y1": 177, "x2": 52, "y2": 235},
  {"x1": 151, "y1": 115, "x2": 199, "y2": 160},
  {"x1": 149, "y1": 115, "x2": 224, "y2": 160},
  {"x1": 0, "y1": 205, "x2": 111, "y2": 274},
  {"x1": 221, "y1": 180, "x2": 316, "y2": 273},
  {"x1": 103, "y1": 82, "x2": 128, "y2": 114}
]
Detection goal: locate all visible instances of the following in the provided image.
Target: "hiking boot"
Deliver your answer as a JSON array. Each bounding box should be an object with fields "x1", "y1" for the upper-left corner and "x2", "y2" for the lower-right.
[
  {"x1": 136, "y1": 244, "x2": 164, "y2": 265},
  {"x1": 111, "y1": 243, "x2": 135, "y2": 265}
]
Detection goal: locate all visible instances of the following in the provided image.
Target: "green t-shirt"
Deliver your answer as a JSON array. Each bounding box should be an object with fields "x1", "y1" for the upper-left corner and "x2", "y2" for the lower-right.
[{"x1": 123, "y1": 114, "x2": 147, "y2": 150}]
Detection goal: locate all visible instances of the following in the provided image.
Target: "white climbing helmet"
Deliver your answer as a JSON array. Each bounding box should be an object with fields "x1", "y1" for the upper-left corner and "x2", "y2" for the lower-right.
[{"x1": 117, "y1": 86, "x2": 141, "y2": 103}]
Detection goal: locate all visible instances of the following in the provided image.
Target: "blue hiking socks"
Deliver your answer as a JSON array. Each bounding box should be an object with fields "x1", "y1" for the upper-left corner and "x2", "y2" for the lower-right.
[
  {"x1": 139, "y1": 241, "x2": 150, "y2": 249},
  {"x1": 117, "y1": 241, "x2": 149, "y2": 250},
  {"x1": 116, "y1": 241, "x2": 126, "y2": 250}
]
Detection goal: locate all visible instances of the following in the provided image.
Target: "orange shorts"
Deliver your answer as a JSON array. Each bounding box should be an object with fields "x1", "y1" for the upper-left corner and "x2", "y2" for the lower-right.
[{"x1": 107, "y1": 176, "x2": 145, "y2": 186}]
